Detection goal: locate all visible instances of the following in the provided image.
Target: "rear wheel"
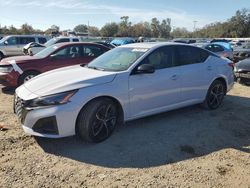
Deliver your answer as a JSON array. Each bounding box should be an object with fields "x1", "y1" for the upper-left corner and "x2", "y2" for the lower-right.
[
  {"x1": 203, "y1": 80, "x2": 226, "y2": 110},
  {"x1": 76, "y1": 98, "x2": 118, "y2": 143},
  {"x1": 18, "y1": 71, "x2": 40, "y2": 86}
]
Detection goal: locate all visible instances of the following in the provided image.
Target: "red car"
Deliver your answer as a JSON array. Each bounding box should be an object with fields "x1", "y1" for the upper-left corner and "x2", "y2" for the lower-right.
[{"x1": 0, "y1": 42, "x2": 110, "y2": 87}]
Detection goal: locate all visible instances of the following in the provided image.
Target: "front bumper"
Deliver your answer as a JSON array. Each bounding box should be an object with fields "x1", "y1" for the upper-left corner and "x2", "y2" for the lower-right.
[
  {"x1": 14, "y1": 94, "x2": 79, "y2": 138},
  {"x1": 235, "y1": 72, "x2": 250, "y2": 82},
  {"x1": 0, "y1": 72, "x2": 17, "y2": 87}
]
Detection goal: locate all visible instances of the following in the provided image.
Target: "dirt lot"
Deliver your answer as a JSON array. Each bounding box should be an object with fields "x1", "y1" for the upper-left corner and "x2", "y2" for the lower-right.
[{"x1": 0, "y1": 83, "x2": 249, "y2": 188}]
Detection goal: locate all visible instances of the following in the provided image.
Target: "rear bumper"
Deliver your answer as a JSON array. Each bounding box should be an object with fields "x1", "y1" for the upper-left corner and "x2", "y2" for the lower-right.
[{"x1": 235, "y1": 72, "x2": 250, "y2": 80}]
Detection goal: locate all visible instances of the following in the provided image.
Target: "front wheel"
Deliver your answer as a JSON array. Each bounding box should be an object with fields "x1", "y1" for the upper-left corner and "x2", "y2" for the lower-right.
[
  {"x1": 203, "y1": 80, "x2": 226, "y2": 110},
  {"x1": 18, "y1": 71, "x2": 39, "y2": 86},
  {"x1": 76, "y1": 98, "x2": 118, "y2": 143}
]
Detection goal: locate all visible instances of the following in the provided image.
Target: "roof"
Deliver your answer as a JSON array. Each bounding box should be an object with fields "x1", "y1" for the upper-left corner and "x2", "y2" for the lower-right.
[
  {"x1": 51, "y1": 42, "x2": 110, "y2": 48},
  {"x1": 120, "y1": 42, "x2": 187, "y2": 49}
]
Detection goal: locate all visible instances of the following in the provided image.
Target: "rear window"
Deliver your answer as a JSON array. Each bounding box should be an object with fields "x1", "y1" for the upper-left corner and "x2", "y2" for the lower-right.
[
  {"x1": 176, "y1": 46, "x2": 209, "y2": 66},
  {"x1": 19, "y1": 37, "x2": 35, "y2": 44},
  {"x1": 72, "y1": 38, "x2": 79, "y2": 42},
  {"x1": 56, "y1": 38, "x2": 70, "y2": 43}
]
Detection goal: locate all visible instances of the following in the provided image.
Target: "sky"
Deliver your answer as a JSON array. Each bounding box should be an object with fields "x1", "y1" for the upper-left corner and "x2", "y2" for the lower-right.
[{"x1": 0, "y1": 0, "x2": 249, "y2": 31}]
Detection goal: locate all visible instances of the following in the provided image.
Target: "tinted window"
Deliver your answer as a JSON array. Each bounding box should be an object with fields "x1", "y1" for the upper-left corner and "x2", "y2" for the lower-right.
[
  {"x1": 141, "y1": 47, "x2": 175, "y2": 70},
  {"x1": 38, "y1": 37, "x2": 47, "y2": 44},
  {"x1": 19, "y1": 37, "x2": 35, "y2": 44},
  {"x1": 72, "y1": 38, "x2": 79, "y2": 42},
  {"x1": 52, "y1": 46, "x2": 82, "y2": 59},
  {"x1": 176, "y1": 46, "x2": 209, "y2": 66},
  {"x1": 6, "y1": 37, "x2": 17, "y2": 45},
  {"x1": 56, "y1": 38, "x2": 70, "y2": 43},
  {"x1": 82, "y1": 46, "x2": 106, "y2": 57}
]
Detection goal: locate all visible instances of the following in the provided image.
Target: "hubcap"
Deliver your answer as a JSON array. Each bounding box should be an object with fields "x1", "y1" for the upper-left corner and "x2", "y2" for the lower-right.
[
  {"x1": 92, "y1": 104, "x2": 117, "y2": 139},
  {"x1": 24, "y1": 75, "x2": 35, "y2": 83},
  {"x1": 208, "y1": 84, "x2": 224, "y2": 108}
]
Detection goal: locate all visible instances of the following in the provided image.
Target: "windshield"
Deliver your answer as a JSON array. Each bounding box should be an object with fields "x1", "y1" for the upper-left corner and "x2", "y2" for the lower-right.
[
  {"x1": 34, "y1": 45, "x2": 58, "y2": 58},
  {"x1": 86, "y1": 47, "x2": 148, "y2": 71},
  {"x1": 0, "y1": 36, "x2": 8, "y2": 43},
  {"x1": 44, "y1": 38, "x2": 57, "y2": 47}
]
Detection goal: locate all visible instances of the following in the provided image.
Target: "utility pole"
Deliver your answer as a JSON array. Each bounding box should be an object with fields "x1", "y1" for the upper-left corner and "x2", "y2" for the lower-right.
[
  {"x1": 193, "y1": 21, "x2": 197, "y2": 32},
  {"x1": 88, "y1": 21, "x2": 89, "y2": 38}
]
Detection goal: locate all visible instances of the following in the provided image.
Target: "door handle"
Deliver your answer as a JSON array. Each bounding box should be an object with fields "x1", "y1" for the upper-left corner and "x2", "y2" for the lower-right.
[
  {"x1": 171, "y1": 75, "x2": 178, "y2": 80},
  {"x1": 207, "y1": 66, "x2": 212, "y2": 71}
]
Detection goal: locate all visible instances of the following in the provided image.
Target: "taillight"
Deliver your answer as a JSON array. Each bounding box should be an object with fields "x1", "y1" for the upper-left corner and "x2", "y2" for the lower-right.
[{"x1": 228, "y1": 62, "x2": 234, "y2": 69}]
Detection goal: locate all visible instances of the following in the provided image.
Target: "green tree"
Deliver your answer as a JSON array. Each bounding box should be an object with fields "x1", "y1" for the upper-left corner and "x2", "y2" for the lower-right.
[
  {"x1": 159, "y1": 18, "x2": 171, "y2": 38},
  {"x1": 100, "y1": 22, "x2": 119, "y2": 37},
  {"x1": 73, "y1": 24, "x2": 88, "y2": 33},
  {"x1": 151, "y1": 18, "x2": 160, "y2": 38},
  {"x1": 171, "y1": 27, "x2": 191, "y2": 38},
  {"x1": 88, "y1": 26, "x2": 100, "y2": 36},
  {"x1": 20, "y1": 23, "x2": 34, "y2": 34}
]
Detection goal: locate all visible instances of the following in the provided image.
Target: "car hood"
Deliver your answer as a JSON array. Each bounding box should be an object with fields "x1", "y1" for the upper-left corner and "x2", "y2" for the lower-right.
[
  {"x1": 0, "y1": 55, "x2": 40, "y2": 65},
  {"x1": 235, "y1": 58, "x2": 250, "y2": 72},
  {"x1": 17, "y1": 65, "x2": 117, "y2": 99}
]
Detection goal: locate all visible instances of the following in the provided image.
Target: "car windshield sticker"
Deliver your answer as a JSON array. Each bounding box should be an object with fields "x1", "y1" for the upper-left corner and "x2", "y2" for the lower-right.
[
  {"x1": 7, "y1": 60, "x2": 23, "y2": 74},
  {"x1": 132, "y1": 48, "x2": 148, "y2": 52}
]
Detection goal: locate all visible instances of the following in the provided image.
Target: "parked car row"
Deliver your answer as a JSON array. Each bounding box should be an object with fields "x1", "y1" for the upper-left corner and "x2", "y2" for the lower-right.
[{"x1": 193, "y1": 42, "x2": 233, "y2": 60}]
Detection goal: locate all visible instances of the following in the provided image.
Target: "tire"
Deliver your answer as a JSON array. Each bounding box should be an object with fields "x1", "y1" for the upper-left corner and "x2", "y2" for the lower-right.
[
  {"x1": 0, "y1": 52, "x2": 4, "y2": 60},
  {"x1": 76, "y1": 98, "x2": 118, "y2": 143},
  {"x1": 18, "y1": 71, "x2": 40, "y2": 86},
  {"x1": 203, "y1": 80, "x2": 226, "y2": 110}
]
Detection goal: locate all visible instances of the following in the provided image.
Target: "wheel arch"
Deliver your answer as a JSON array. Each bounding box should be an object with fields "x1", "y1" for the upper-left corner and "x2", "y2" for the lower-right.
[
  {"x1": 75, "y1": 95, "x2": 125, "y2": 131},
  {"x1": 213, "y1": 77, "x2": 227, "y2": 94},
  {"x1": 17, "y1": 69, "x2": 41, "y2": 85}
]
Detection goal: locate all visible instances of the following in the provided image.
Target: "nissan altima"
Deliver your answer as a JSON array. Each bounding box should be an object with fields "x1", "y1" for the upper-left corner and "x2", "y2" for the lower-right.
[{"x1": 14, "y1": 42, "x2": 234, "y2": 143}]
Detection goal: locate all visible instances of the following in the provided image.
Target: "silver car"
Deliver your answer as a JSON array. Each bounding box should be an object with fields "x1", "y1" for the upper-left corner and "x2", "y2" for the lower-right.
[{"x1": 0, "y1": 35, "x2": 48, "y2": 60}]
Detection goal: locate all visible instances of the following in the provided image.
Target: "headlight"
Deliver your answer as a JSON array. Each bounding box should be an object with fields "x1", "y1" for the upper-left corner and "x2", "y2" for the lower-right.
[
  {"x1": 0, "y1": 66, "x2": 13, "y2": 73},
  {"x1": 26, "y1": 90, "x2": 78, "y2": 108}
]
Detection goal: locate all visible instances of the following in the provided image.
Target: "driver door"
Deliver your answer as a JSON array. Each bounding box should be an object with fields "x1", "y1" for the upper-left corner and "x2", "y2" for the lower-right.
[
  {"x1": 128, "y1": 46, "x2": 181, "y2": 119},
  {"x1": 41, "y1": 45, "x2": 81, "y2": 72}
]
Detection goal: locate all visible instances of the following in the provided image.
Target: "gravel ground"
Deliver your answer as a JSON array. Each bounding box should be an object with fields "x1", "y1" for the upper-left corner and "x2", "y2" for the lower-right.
[{"x1": 0, "y1": 83, "x2": 250, "y2": 188}]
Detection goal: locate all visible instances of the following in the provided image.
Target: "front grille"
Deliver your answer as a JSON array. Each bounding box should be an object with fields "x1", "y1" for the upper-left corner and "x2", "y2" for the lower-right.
[{"x1": 14, "y1": 94, "x2": 28, "y2": 124}]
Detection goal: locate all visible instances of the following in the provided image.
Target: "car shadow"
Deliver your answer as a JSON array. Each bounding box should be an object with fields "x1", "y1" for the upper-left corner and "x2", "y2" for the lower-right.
[
  {"x1": 36, "y1": 95, "x2": 250, "y2": 168},
  {"x1": 1, "y1": 86, "x2": 15, "y2": 95}
]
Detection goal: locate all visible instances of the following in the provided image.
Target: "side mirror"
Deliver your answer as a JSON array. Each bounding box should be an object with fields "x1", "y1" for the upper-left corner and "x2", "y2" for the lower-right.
[
  {"x1": 4, "y1": 41, "x2": 8, "y2": 45},
  {"x1": 50, "y1": 54, "x2": 57, "y2": 59},
  {"x1": 136, "y1": 64, "x2": 155, "y2": 74}
]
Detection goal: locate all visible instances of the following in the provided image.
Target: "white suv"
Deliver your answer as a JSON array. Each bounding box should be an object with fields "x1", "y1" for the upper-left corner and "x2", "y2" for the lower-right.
[
  {"x1": 23, "y1": 36, "x2": 80, "y2": 55},
  {"x1": 14, "y1": 42, "x2": 234, "y2": 143},
  {"x1": 0, "y1": 35, "x2": 48, "y2": 59}
]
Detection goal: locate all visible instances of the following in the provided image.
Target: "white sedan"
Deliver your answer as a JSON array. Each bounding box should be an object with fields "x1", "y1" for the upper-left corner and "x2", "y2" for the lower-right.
[{"x1": 14, "y1": 42, "x2": 234, "y2": 142}]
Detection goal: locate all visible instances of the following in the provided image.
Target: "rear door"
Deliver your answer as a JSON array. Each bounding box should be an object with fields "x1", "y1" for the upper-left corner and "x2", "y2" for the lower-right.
[{"x1": 175, "y1": 46, "x2": 213, "y2": 102}]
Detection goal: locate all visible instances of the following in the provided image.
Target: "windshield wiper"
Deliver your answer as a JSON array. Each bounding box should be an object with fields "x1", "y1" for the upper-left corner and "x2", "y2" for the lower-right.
[{"x1": 86, "y1": 65, "x2": 105, "y2": 71}]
